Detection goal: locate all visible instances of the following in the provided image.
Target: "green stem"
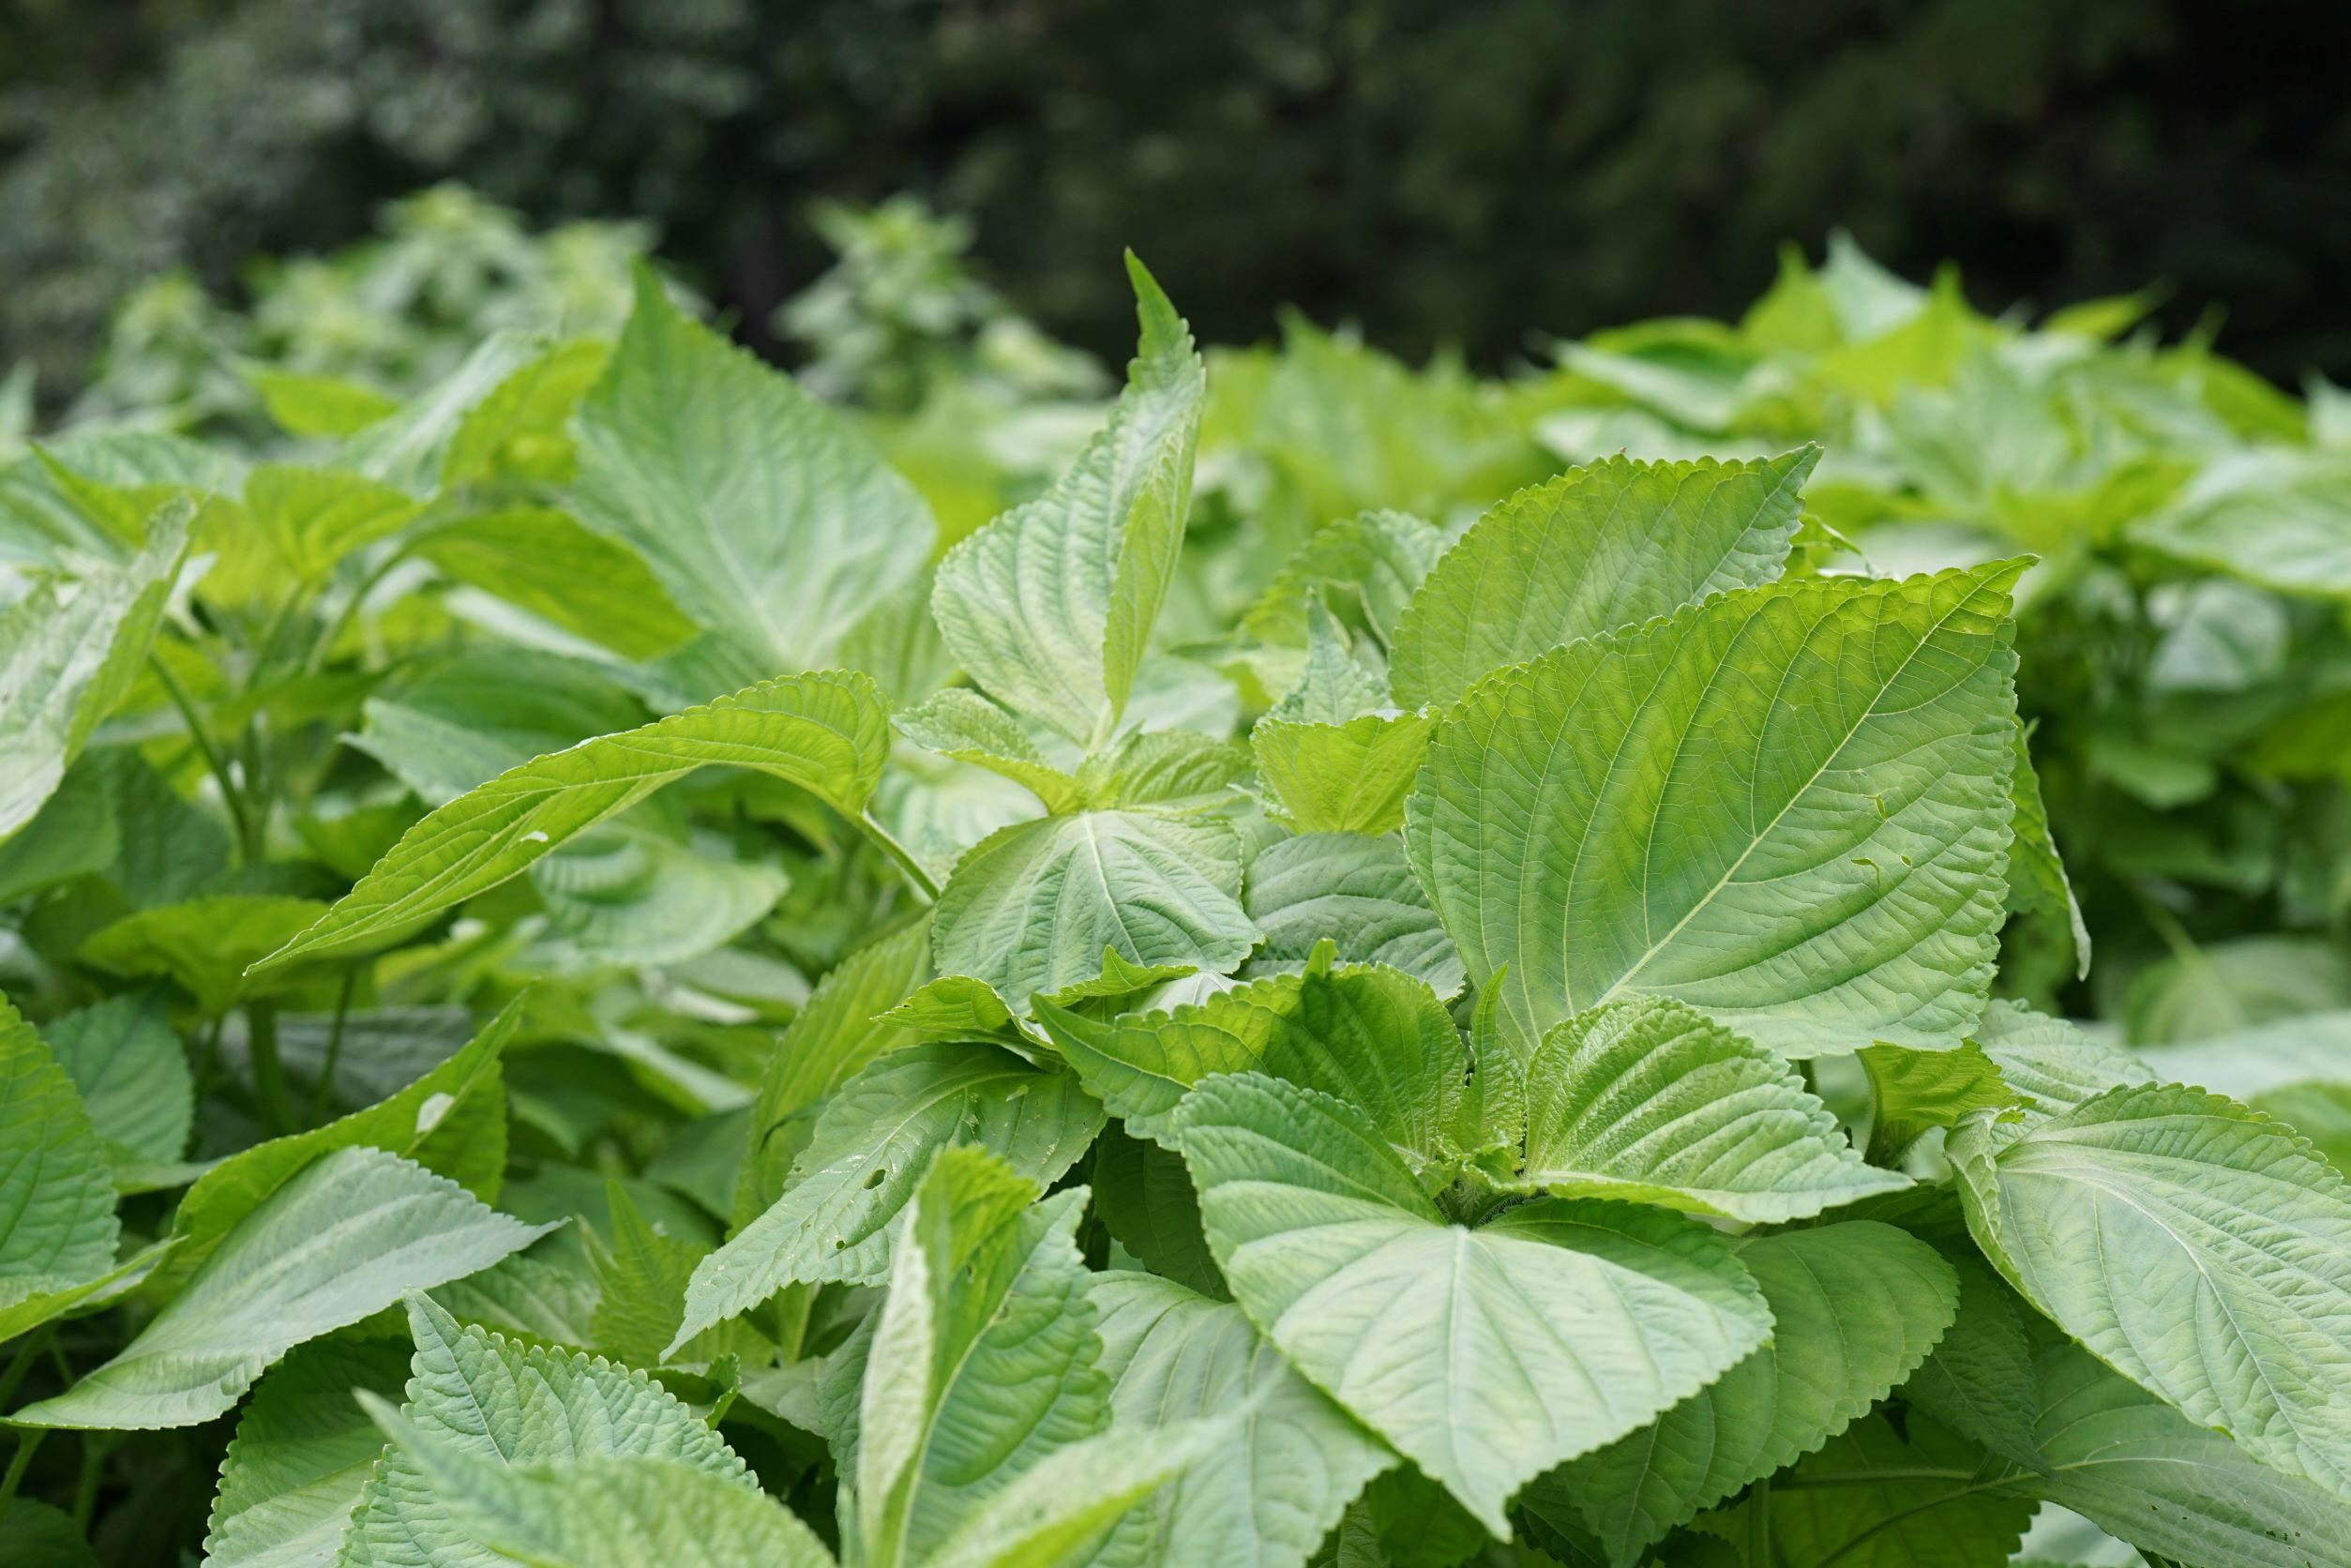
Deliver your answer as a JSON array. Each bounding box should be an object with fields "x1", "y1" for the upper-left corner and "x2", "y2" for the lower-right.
[
  {"x1": 245, "y1": 999, "x2": 295, "y2": 1137},
  {"x1": 0, "y1": 1429, "x2": 44, "y2": 1523},
  {"x1": 150, "y1": 653, "x2": 254, "y2": 856},
  {"x1": 70, "y1": 1433, "x2": 108, "y2": 1530},
  {"x1": 307, "y1": 543, "x2": 414, "y2": 675},
  {"x1": 191, "y1": 1013, "x2": 228, "y2": 1102},
  {"x1": 0, "y1": 1325, "x2": 53, "y2": 1410},
  {"x1": 856, "y1": 811, "x2": 941, "y2": 901},
  {"x1": 1745, "y1": 1476, "x2": 1772, "y2": 1567},
  {"x1": 309, "y1": 967, "x2": 359, "y2": 1125}
]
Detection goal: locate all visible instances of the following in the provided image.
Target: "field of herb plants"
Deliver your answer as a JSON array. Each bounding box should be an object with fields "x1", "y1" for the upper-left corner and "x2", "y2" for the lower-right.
[{"x1": 3, "y1": 192, "x2": 2350, "y2": 1567}]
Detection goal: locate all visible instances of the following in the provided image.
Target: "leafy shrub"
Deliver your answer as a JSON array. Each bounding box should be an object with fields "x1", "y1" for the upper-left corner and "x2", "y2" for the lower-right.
[{"x1": 3, "y1": 244, "x2": 2350, "y2": 1568}]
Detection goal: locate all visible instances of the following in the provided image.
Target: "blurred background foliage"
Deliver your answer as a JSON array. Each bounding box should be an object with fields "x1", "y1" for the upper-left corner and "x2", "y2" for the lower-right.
[{"x1": 7, "y1": 0, "x2": 2351, "y2": 401}]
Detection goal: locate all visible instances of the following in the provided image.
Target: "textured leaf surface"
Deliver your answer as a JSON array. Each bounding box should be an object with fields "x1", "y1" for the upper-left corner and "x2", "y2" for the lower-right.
[
  {"x1": 256, "y1": 671, "x2": 891, "y2": 971},
  {"x1": 155, "y1": 1001, "x2": 515, "y2": 1294},
  {"x1": 1763, "y1": 1412, "x2": 2033, "y2": 1568},
  {"x1": 932, "y1": 258, "x2": 1203, "y2": 746},
  {"x1": 202, "y1": 1337, "x2": 411, "y2": 1568},
  {"x1": 676, "y1": 1045, "x2": 1100, "y2": 1345},
  {"x1": 2026, "y1": 1344, "x2": 2351, "y2": 1568},
  {"x1": 1557, "y1": 1221, "x2": 1958, "y2": 1565},
  {"x1": 1034, "y1": 951, "x2": 1467, "y2": 1156},
  {"x1": 0, "y1": 498, "x2": 188, "y2": 839},
  {"x1": 341, "y1": 1295, "x2": 751, "y2": 1568},
  {"x1": 0, "y1": 996, "x2": 119, "y2": 1301},
  {"x1": 852, "y1": 1147, "x2": 1106, "y2": 1567},
  {"x1": 1388, "y1": 447, "x2": 1816, "y2": 708},
  {"x1": 40, "y1": 996, "x2": 191, "y2": 1168},
  {"x1": 1902, "y1": 1255, "x2": 2046, "y2": 1470},
  {"x1": 1970, "y1": 1001, "x2": 2153, "y2": 1117},
  {"x1": 1243, "y1": 832, "x2": 1464, "y2": 998},
  {"x1": 1091, "y1": 1124, "x2": 1224, "y2": 1299},
  {"x1": 572, "y1": 271, "x2": 931, "y2": 675},
  {"x1": 1091, "y1": 1273, "x2": 1395, "y2": 1568},
  {"x1": 1175, "y1": 1071, "x2": 1770, "y2": 1534},
  {"x1": 895, "y1": 688, "x2": 1084, "y2": 812},
  {"x1": 931, "y1": 809, "x2": 1258, "y2": 1000},
  {"x1": 14, "y1": 1148, "x2": 549, "y2": 1430},
  {"x1": 414, "y1": 506, "x2": 697, "y2": 663},
  {"x1": 1954, "y1": 1083, "x2": 2351, "y2": 1500},
  {"x1": 1520, "y1": 998, "x2": 1908, "y2": 1220},
  {"x1": 1253, "y1": 711, "x2": 1433, "y2": 837},
  {"x1": 1855, "y1": 1039, "x2": 2020, "y2": 1162},
  {"x1": 82, "y1": 896, "x2": 329, "y2": 1014},
  {"x1": 1407, "y1": 564, "x2": 2021, "y2": 1061}
]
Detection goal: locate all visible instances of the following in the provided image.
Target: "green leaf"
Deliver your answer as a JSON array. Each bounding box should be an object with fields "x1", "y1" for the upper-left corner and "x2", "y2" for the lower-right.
[
  {"x1": 932, "y1": 809, "x2": 1258, "y2": 1001},
  {"x1": 1388, "y1": 447, "x2": 1817, "y2": 708},
  {"x1": 1552, "y1": 1221, "x2": 1958, "y2": 1566},
  {"x1": 675, "y1": 1044, "x2": 1101, "y2": 1347},
  {"x1": 253, "y1": 670, "x2": 892, "y2": 972},
  {"x1": 895, "y1": 688, "x2": 1085, "y2": 813},
  {"x1": 41, "y1": 994, "x2": 191, "y2": 1168},
  {"x1": 1175, "y1": 1071, "x2": 1770, "y2": 1535},
  {"x1": 573, "y1": 269, "x2": 933, "y2": 678},
  {"x1": 1969, "y1": 1001, "x2": 2153, "y2": 1118},
  {"x1": 1759, "y1": 1411, "x2": 2033, "y2": 1568},
  {"x1": 243, "y1": 464, "x2": 421, "y2": 583},
  {"x1": 348, "y1": 649, "x2": 650, "y2": 805},
  {"x1": 0, "y1": 1500, "x2": 98, "y2": 1568},
  {"x1": 851, "y1": 1146, "x2": 1107, "y2": 1567},
  {"x1": 931, "y1": 257, "x2": 1204, "y2": 746},
  {"x1": 413, "y1": 506, "x2": 698, "y2": 663},
  {"x1": 339, "y1": 1294, "x2": 754, "y2": 1568},
  {"x1": 1243, "y1": 832, "x2": 1464, "y2": 999},
  {"x1": 735, "y1": 920, "x2": 931, "y2": 1225},
  {"x1": 0, "y1": 995, "x2": 120, "y2": 1305},
  {"x1": 82, "y1": 895, "x2": 330, "y2": 1014},
  {"x1": 1254, "y1": 711, "x2": 1434, "y2": 837},
  {"x1": 1091, "y1": 1123, "x2": 1225, "y2": 1299},
  {"x1": 1952, "y1": 1082, "x2": 2351, "y2": 1500},
  {"x1": 1265, "y1": 596, "x2": 1390, "y2": 725},
  {"x1": 1855, "y1": 1040, "x2": 2021, "y2": 1163},
  {"x1": 1242, "y1": 509, "x2": 1444, "y2": 650},
  {"x1": 202, "y1": 1336, "x2": 412, "y2": 1568},
  {"x1": 1519, "y1": 998, "x2": 1909, "y2": 1221},
  {"x1": 12, "y1": 1147, "x2": 550, "y2": 1430},
  {"x1": 0, "y1": 497, "x2": 189, "y2": 840},
  {"x1": 2005, "y1": 724, "x2": 2089, "y2": 979},
  {"x1": 1902, "y1": 1255, "x2": 2047, "y2": 1472},
  {"x1": 247, "y1": 368, "x2": 401, "y2": 441},
  {"x1": 153, "y1": 999, "x2": 516, "y2": 1296},
  {"x1": 441, "y1": 338, "x2": 609, "y2": 487},
  {"x1": 1091, "y1": 1272, "x2": 1397, "y2": 1568},
  {"x1": 1035, "y1": 948, "x2": 1468, "y2": 1159},
  {"x1": 341, "y1": 333, "x2": 546, "y2": 495},
  {"x1": 354, "y1": 1439, "x2": 836, "y2": 1568},
  {"x1": 2025, "y1": 1343, "x2": 2351, "y2": 1568},
  {"x1": 588, "y1": 1183, "x2": 746, "y2": 1369},
  {"x1": 920, "y1": 1423, "x2": 1211, "y2": 1568},
  {"x1": 2135, "y1": 454, "x2": 2351, "y2": 599},
  {"x1": 1407, "y1": 563, "x2": 2021, "y2": 1063}
]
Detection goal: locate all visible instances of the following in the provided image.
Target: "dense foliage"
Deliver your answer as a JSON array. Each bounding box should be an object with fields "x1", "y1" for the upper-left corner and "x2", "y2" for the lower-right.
[
  {"x1": 3, "y1": 212, "x2": 2351, "y2": 1568},
  {"x1": 10, "y1": 0, "x2": 2351, "y2": 392}
]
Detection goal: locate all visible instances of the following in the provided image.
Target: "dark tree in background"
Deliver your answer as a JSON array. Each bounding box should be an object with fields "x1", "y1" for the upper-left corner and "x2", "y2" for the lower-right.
[{"x1": 6, "y1": 0, "x2": 2351, "y2": 390}]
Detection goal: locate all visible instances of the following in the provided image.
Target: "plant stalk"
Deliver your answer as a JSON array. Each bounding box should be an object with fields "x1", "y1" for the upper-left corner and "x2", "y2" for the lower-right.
[{"x1": 245, "y1": 999, "x2": 296, "y2": 1137}]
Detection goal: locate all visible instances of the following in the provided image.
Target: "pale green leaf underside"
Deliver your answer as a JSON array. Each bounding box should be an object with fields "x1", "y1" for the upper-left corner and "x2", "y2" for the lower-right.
[
  {"x1": 1954, "y1": 1082, "x2": 2351, "y2": 1501},
  {"x1": 1557, "y1": 1221, "x2": 1959, "y2": 1565},
  {"x1": 41, "y1": 995, "x2": 192, "y2": 1168},
  {"x1": 1091, "y1": 1273, "x2": 1395, "y2": 1568},
  {"x1": 14, "y1": 1148, "x2": 549, "y2": 1431},
  {"x1": 1242, "y1": 832, "x2": 1465, "y2": 999},
  {"x1": 675, "y1": 1045, "x2": 1101, "y2": 1348},
  {"x1": 572, "y1": 271, "x2": 933, "y2": 676},
  {"x1": 855, "y1": 1150, "x2": 1105, "y2": 1568},
  {"x1": 255, "y1": 671, "x2": 891, "y2": 972},
  {"x1": 1970, "y1": 999, "x2": 2154, "y2": 1119},
  {"x1": 2026, "y1": 1344, "x2": 2351, "y2": 1568},
  {"x1": 202, "y1": 1337, "x2": 411, "y2": 1568},
  {"x1": 1388, "y1": 445, "x2": 1817, "y2": 709},
  {"x1": 1406, "y1": 563, "x2": 2022, "y2": 1062},
  {"x1": 1520, "y1": 997, "x2": 1909, "y2": 1221},
  {"x1": 341, "y1": 1295, "x2": 750, "y2": 1568},
  {"x1": 931, "y1": 258, "x2": 1203, "y2": 746},
  {"x1": 1176, "y1": 1071, "x2": 1769, "y2": 1535},
  {"x1": 0, "y1": 499, "x2": 188, "y2": 840},
  {"x1": 932, "y1": 809, "x2": 1258, "y2": 1001}
]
